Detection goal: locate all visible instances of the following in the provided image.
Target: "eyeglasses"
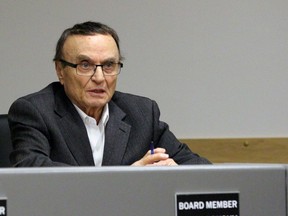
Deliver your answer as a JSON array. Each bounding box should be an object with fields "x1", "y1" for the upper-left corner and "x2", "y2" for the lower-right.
[{"x1": 59, "y1": 59, "x2": 123, "y2": 76}]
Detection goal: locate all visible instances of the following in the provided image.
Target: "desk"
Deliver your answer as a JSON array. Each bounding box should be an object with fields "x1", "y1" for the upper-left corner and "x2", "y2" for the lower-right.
[{"x1": 0, "y1": 164, "x2": 286, "y2": 215}]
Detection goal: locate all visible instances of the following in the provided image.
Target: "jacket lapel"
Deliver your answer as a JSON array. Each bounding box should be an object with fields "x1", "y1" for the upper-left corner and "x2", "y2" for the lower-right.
[
  {"x1": 102, "y1": 101, "x2": 131, "y2": 165},
  {"x1": 54, "y1": 86, "x2": 94, "y2": 166}
]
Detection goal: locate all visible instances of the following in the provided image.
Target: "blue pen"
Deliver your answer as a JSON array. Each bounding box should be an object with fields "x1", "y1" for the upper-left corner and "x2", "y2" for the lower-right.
[{"x1": 150, "y1": 141, "x2": 154, "y2": 154}]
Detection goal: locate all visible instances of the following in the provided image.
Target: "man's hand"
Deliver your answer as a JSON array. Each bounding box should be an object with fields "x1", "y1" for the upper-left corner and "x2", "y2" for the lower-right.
[{"x1": 131, "y1": 148, "x2": 178, "y2": 166}]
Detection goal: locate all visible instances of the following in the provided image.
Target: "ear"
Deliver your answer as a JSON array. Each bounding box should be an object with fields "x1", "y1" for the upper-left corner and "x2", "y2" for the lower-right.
[{"x1": 55, "y1": 61, "x2": 64, "y2": 85}]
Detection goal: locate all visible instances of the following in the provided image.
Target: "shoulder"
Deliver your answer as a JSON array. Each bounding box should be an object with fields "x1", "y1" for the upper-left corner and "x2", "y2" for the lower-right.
[
  {"x1": 112, "y1": 91, "x2": 155, "y2": 107},
  {"x1": 112, "y1": 91, "x2": 153, "y2": 103},
  {"x1": 10, "y1": 82, "x2": 62, "y2": 110},
  {"x1": 18, "y1": 82, "x2": 61, "y2": 100},
  {"x1": 111, "y1": 91, "x2": 160, "y2": 115},
  {"x1": 22, "y1": 82, "x2": 62, "y2": 100}
]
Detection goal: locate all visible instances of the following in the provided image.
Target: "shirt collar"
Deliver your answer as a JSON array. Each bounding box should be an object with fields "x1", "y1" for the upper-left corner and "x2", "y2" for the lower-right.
[{"x1": 73, "y1": 103, "x2": 109, "y2": 126}]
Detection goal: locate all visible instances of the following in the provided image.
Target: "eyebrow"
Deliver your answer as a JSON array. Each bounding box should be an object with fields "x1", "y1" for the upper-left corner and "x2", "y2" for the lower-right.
[
  {"x1": 75, "y1": 55, "x2": 119, "y2": 63},
  {"x1": 75, "y1": 54, "x2": 92, "y2": 62}
]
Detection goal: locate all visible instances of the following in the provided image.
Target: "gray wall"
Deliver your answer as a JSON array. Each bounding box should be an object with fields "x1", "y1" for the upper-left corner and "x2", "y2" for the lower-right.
[{"x1": 1, "y1": 0, "x2": 287, "y2": 138}]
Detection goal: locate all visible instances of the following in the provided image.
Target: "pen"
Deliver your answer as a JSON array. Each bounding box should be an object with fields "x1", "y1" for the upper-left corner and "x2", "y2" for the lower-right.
[{"x1": 150, "y1": 141, "x2": 154, "y2": 155}]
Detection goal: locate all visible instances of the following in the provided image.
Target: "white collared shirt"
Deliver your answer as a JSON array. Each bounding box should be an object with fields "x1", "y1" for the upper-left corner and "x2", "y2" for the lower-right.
[{"x1": 74, "y1": 104, "x2": 109, "y2": 166}]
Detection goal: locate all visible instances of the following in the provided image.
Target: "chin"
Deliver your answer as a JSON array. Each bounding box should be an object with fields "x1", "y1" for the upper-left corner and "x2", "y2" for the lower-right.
[{"x1": 89, "y1": 100, "x2": 107, "y2": 108}]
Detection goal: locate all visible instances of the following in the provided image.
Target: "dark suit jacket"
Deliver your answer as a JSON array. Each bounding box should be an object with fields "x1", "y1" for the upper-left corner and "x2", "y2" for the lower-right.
[{"x1": 8, "y1": 82, "x2": 210, "y2": 166}]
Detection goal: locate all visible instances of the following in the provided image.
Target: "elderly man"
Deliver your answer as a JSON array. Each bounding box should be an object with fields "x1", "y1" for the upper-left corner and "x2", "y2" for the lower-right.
[{"x1": 8, "y1": 21, "x2": 210, "y2": 167}]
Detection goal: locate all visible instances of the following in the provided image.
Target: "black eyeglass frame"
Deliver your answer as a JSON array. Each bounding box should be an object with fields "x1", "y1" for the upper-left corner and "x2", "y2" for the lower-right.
[{"x1": 59, "y1": 59, "x2": 123, "y2": 76}]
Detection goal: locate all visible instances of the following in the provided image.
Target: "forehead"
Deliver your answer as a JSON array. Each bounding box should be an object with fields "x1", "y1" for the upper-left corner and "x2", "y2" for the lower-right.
[{"x1": 62, "y1": 34, "x2": 119, "y2": 60}]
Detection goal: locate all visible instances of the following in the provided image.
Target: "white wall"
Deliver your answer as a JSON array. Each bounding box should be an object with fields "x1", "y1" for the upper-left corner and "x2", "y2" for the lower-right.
[{"x1": 0, "y1": 0, "x2": 287, "y2": 138}]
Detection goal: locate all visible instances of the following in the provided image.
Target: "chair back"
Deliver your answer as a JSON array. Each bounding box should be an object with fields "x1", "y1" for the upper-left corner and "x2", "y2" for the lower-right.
[{"x1": 0, "y1": 114, "x2": 12, "y2": 167}]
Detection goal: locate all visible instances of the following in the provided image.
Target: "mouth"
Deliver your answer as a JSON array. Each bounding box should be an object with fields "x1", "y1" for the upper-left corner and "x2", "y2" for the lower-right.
[{"x1": 87, "y1": 88, "x2": 106, "y2": 96}]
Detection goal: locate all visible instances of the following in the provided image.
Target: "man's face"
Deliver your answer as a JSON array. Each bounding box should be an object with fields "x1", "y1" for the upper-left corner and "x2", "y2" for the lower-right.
[{"x1": 56, "y1": 34, "x2": 120, "y2": 116}]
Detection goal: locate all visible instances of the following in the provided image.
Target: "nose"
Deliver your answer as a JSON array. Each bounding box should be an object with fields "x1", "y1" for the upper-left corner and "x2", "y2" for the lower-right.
[{"x1": 91, "y1": 66, "x2": 105, "y2": 81}]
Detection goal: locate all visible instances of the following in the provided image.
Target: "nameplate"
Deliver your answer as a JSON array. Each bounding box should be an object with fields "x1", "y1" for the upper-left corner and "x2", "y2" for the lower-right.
[
  {"x1": 176, "y1": 192, "x2": 239, "y2": 216},
  {"x1": 0, "y1": 199, "x2": 7, "y2": 216}
]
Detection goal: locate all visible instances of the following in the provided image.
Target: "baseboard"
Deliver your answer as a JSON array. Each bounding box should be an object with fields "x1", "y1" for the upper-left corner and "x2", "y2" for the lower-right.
[{"x1": 179, "y1": 138, "x2": 288, "y2": 163}]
